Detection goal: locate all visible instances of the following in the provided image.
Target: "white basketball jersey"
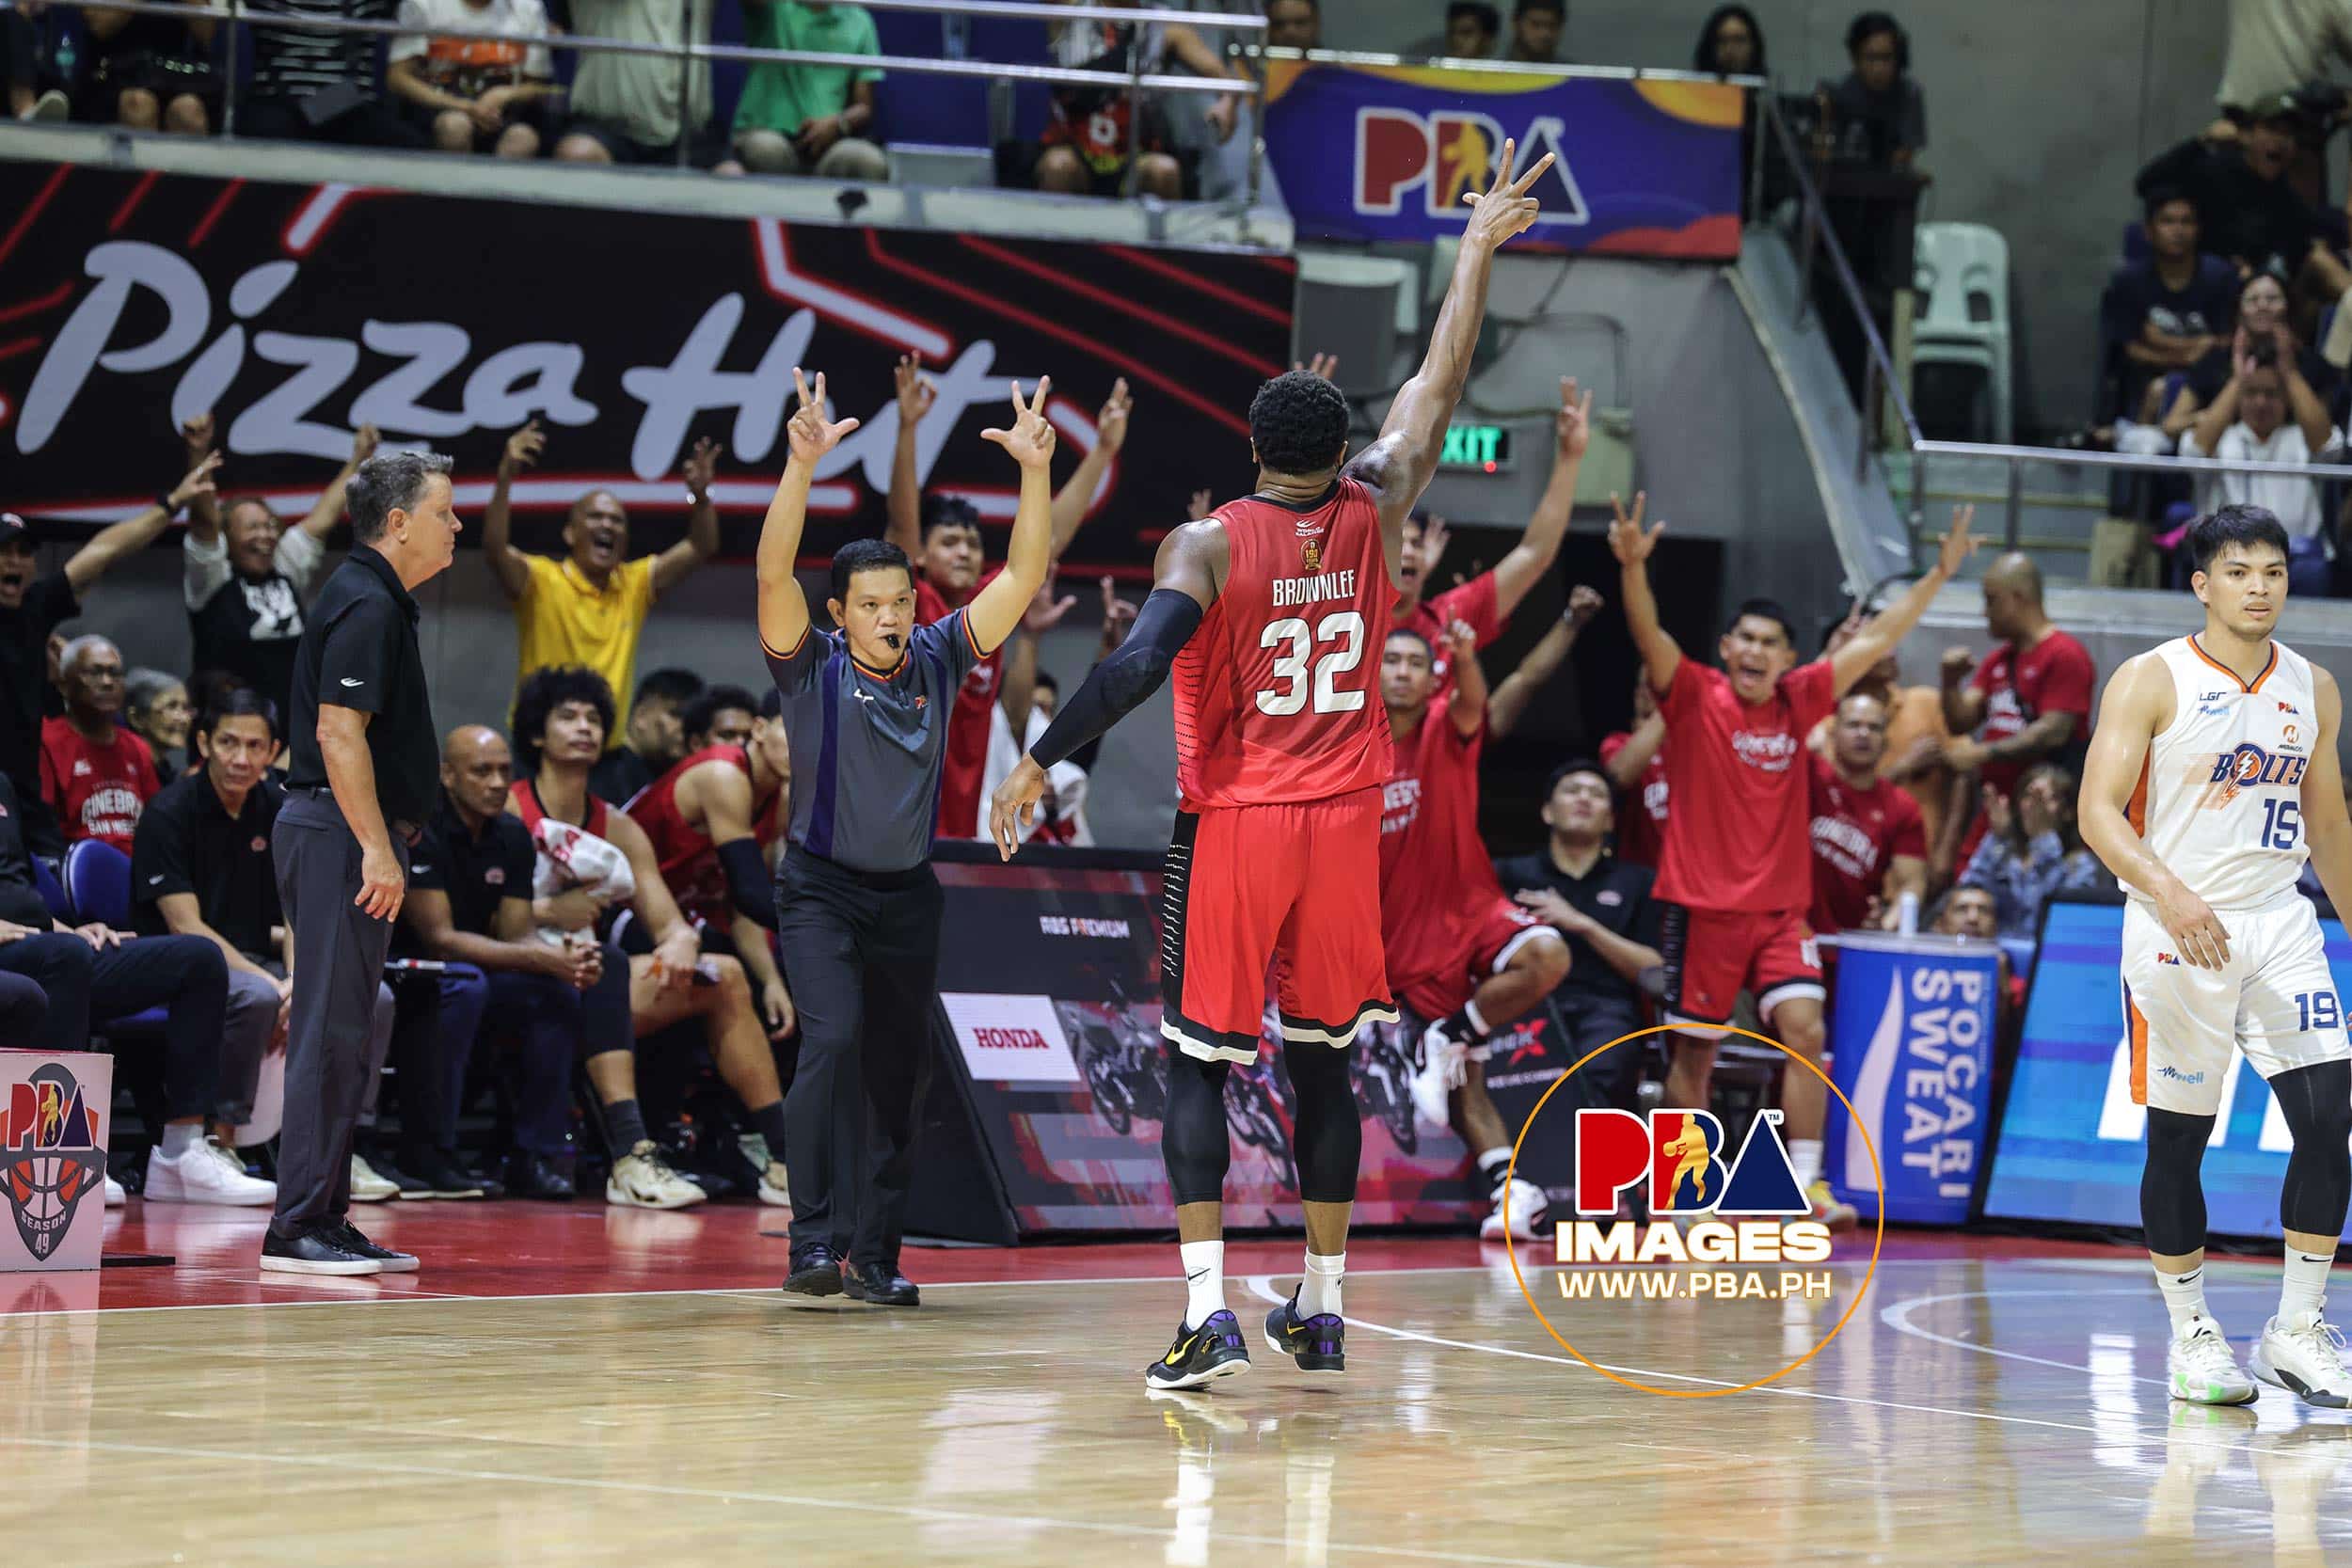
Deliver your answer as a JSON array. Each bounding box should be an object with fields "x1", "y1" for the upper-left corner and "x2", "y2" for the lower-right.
[{"x1": 2130, "y1": 634, "x2": 2317, "y2": 911}]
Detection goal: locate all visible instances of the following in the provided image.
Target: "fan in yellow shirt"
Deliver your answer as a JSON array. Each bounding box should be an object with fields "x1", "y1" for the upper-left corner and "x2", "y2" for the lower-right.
[{"x1": 483, "y1": 420, "x2": 722, "y2": 739}]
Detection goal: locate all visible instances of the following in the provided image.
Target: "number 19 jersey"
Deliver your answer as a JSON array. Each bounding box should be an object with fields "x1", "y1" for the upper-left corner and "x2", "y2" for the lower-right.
[
  {"x1": 1172, "y1": 478, "x2": 1395, "y2": 810},
  {"x1": 2130, "y1": 634, "x2": 2317, "y2": 912}
]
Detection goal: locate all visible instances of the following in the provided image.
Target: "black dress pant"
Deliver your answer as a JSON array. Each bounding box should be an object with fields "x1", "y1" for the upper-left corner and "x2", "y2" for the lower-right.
[
  {"x1": 776, "y1": 847, "x2": 942, "y2": 1267},
  {"x1": 0, "y1": 932, "x2": 228, "y2": 1119},
  {"x1": 271, "y1": 792, "x2": 406, "y2": 1235}
]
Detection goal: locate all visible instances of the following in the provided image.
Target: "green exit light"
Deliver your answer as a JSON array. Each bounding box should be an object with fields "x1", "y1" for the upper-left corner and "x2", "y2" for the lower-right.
[{"x1": 1438, "y1": 423, "x2": 1513, "y2": 473}]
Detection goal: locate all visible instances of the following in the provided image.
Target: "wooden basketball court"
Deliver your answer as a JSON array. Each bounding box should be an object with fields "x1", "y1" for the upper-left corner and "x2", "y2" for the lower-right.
[{"x1": 4, "y1": 1207, "x2": 2348, "y2": 1565}]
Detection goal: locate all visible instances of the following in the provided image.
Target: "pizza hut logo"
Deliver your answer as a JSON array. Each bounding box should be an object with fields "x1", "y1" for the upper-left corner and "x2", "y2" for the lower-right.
[
  {"x1": 485, "y1": 867, "x2": 506, "y2": 886},
  {"x1": 2, "y1": 1064, "x2": 103, "y2": 1262},
  {"x1": 1301, "y1": 539, "x2": 1323, "y2": 575},
  {"x1": 250, "y1": 836, "x2": 268, "y2": 852}
]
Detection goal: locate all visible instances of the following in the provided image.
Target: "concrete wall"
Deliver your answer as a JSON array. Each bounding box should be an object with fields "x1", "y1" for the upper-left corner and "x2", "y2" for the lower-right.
[{"x1": 1311, "y1": 0, "x2": 2235, "y2": 436}]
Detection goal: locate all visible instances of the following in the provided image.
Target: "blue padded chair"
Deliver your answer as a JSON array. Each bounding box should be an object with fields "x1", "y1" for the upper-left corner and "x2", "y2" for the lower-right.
[{"x1": 64, "y1": 840, "x2": 169, "y2": 1035}]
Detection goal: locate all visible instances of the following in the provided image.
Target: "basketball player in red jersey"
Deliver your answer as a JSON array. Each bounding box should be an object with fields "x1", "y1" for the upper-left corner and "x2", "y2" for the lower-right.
[
  {"x1": 1600, "y1": 673, "x2": 1667, "y2": 867},
  {"x1": 992, "y1": 142, "x2": 1556, "y2": 1389},
  {"x1": 1378, "y1": 620, "x2": 1572, "y2": 1241},
  {"x1": 1610, "y1": 494, "x2": 1978, "y2": 1229},
  {"x1": 624, "y1": 697, "x2": 794, "y2": 1042},
  {"x1": 886, "y1": 364, "x2": 1133, "y2": 838}
]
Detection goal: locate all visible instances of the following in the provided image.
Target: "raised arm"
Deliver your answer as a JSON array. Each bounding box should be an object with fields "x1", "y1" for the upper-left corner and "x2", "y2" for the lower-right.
[
  {"x1": 1344, "y1": 139, "x2": 1556, "y2": 584},
  {"x1": 182, "y1": 413, "x2": 220, "y2": 547},
  {"x1": 964, "y1": 378, "x2": 1058, "y2": 655},
  {"x1": 297, "y1": 423, "x2": 379, "y2": 543},
  {"x1": 759, "y1": 369, "x2": 862, "y2": 658},
  {"x1": 885, "y1": 352, "x2": 935, "y2": 560},
  {"x1": 652, "y1": 436, "x2": 723, "y2": 594},
  {"x1": 1605, "y1": 490, "x2": 1680, "y2": 695},
  {"x1": 1830, "y1": 507, "x2": 1979, "y2": 697},
  {"x1": 1000, "y1": 572, "x2": 1077, "y2": 741},
  {"x1": 2188, "y1": 367, "x2": 2243, "y2": 459},
  {"x1": 2283, "y1": 355, "x2": 2336, "y2": 455},
  {"x1": 68, "y1": 451, "x2": 219, "y2": 595},
  {"x1": 1050, "y1": 378, "x2": 1129, "y2": 557},
  {"x1": 1603, "y1": 709, "x2": 1663, "y2": 792},
  {"x1": 1441, "y1": 620, "x2": 1487, "y2": 738},
  {"x1": 2078, "y1": 654, "x2": 2229, "y2": 968},
  {"x1": 1490, "y1": 379, "x2": 1592, "y2": 620},
  {"x1": 483, "y1": 420, "x2": 543, "y2": 602},
  {"x1": 1489, "y1": 585, "x2": 1598, "y2": 740}
]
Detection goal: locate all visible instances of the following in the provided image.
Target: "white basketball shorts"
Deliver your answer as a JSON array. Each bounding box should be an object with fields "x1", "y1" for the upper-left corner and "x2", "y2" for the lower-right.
[{"x1": 2121, "y1": 892, "x2": 2351, "y2": 1117}]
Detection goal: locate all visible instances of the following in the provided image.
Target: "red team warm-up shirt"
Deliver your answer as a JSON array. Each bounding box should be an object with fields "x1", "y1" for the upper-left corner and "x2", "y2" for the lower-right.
[
  {"x1": 1392, "y1": 572, "x2": 1502, "y2": 697},
  {"x1": 1597, "y1": 729, "x2": 1668, "y2": 868},
  {"x1": 1172, "y1": 478, "x2": 1394, "y2": 809},
  {"x1": 1960, "y1": 628, "x2": 2096, "y2": 858},
  {"x1": 914, "y1": 567, "x2": 1005, "y2": 838},
  {"x1": 1651, "y1": 659, "x2": 1837, "y2": 913},
  {"x1": 1806, "y1": 754, "x2": 1926, "y2": 933},
  {"x1": 1379, "y1": 706, "x2": 1501, "y2": 988},
  {"x1": 40, "y1": 717, "x2": 156, "y2": 854}
]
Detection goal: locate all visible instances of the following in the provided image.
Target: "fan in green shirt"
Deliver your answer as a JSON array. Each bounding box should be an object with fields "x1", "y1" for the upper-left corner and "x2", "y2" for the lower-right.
[{"x1": 723, "y1": 0, "x2": 889, "y2": 181}]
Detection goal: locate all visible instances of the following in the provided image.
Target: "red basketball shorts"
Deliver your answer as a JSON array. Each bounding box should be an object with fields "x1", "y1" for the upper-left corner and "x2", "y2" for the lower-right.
[
  {"x1": 1396, "y1": 898, "x2": 1550, "y2": 1041},
  {"x1": 1159, "y1": 787, "x2": 1397, "y2": 1064},
  {"x1": 1658, "y1": 902, "x2": 1824, "y2": 1032}
]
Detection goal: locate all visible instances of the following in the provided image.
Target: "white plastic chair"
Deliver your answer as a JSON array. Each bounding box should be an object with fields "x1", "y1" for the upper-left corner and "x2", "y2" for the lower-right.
[{"x1": 1912, "y1": 222, "x2": 2012, "y2": 442}]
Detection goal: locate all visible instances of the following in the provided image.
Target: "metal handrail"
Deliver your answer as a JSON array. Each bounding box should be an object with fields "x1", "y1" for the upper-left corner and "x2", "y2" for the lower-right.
[
  {"x1": 1914, "y1": 437, "x2": 2352, "y2": 486},
  {"x1": 1246, "y1": 44, "x2": 1767, "y2": 87}
]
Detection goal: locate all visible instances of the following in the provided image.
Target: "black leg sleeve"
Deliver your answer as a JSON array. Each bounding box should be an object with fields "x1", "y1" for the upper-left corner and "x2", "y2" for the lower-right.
[
  {"x1": 1283, "y1": 1040, "x2": 1362, "y2": 1206},
  {"x1": 2272, "y1": 1058, "x2": 2352, "y2": 1239},
  {"x1": 2142, "y1": 1105, "x2": 2217, "y2": 1257},
  {"x1": 1163, "y1": 1048, "x2": 1232, "y2": 1206}
]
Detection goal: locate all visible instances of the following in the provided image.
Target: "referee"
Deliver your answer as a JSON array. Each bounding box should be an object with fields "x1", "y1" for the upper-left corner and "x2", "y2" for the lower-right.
[
  {"x1": 756, "y1": 368, "x2": 1057, "y2": 1305},
  {"x1": 262, "y1": 450, "x2": 458, "y2": 1277}
]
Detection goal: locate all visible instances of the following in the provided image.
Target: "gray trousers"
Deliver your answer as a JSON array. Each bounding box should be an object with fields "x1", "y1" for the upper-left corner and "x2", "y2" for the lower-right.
[
  {"x1": 223, "y1": 965, "x2": 393, "y2": 1141},
  {"x1": 269, "y1": 792, "x2": 406, "y2": 1234}
]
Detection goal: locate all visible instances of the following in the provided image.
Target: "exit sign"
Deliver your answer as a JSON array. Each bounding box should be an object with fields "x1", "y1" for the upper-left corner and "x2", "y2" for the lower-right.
[{"x1": 1438, "y1": 423, "x2": 1514, "y2": 473}]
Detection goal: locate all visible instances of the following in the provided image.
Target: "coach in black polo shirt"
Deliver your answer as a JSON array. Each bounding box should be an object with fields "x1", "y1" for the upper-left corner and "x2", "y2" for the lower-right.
[
  {"x1": 404, "y1": 723, "x2": 628, "y2": 1199},
  {"x1": 1493, "y1": 758, "x2": 1663, "y2": 1107},
  {"x1": 755, "y1": 369, "x2": 1057, "y2": 1306},
  {"x1": 264, "y1": 450, "x2": 455, "y2": 1277}
]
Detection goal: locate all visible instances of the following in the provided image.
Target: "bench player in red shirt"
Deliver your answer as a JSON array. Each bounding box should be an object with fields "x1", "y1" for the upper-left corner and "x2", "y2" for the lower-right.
[
  {"x1": 886, "y1": 363, "x2": 1134, "y2": 838},
  {"x1": 1611, "y1": 495, "x2": 1978, "y2": 1227},
  {"x1": 1807, "y1": 691, "x2": 1929, "y2": 935},
  {"x1": 1379, "y1": 619, "x2": 1573, "y2": 1241},
  {"x1": 992, "y1": 143, "x2": 1556, "y2": 1390}
]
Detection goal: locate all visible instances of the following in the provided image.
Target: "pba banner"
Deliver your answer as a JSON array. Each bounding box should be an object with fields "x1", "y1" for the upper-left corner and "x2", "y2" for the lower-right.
[
  {"x1": 1261, "y1": 61, "x2": 1742, "y2": 255},
  {"x1": 914, "y1": 846, "x2": 1477, "y2": 1237},
  {"x1": 1984, "y1": 896, "x2": 2352, "y2": 1241},
  {"x1": 1824, "y1": 934, "x2": 1999, "y2": 1227},
  {"x1": 0, "y1": 161, "x2": 1294, "y2": 571},
  {"x1": 0, "y1": 1051, "x2": 114, "y2": 1273}
]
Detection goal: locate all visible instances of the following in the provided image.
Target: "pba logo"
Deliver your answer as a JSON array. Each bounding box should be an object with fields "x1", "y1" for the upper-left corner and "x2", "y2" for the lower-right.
[
  {"x1": 1354, "y1": 111, "x2": 1587, "y2": 224},
  {"x1": 1558, "y1": 1107, "x2": 1831, "y2": 1266},
  {"x1": 1, "y1": 1064, "x2": 103, "y2": 1262}
]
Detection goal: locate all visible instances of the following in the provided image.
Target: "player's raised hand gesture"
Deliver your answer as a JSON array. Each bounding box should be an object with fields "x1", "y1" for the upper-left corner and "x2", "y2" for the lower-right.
[
  {"x1": 1461, "y1": 136, "x2": 1556, "y2": 252},
  {"x1": 896, "y1": 352, "x2": 938, "y2": 428},
  {"x1": 1935, "y1": 503, "x2": 1979, "y2": 578},
  {"x1": 1567, "y1": 583, "x2": 1604, "y2": 624},
  {"x1": 1607, "y1": 491, "x2": 1662, "y2": 566},
  {"x1": 1096, "y1": 377, "x2": 1134, "y2": 454},
  {"x1": 786, "y1": 368, "x2": 860, "y2": 464},
  {"x1": 1440, "y1": 617, "x2": 1479, "y2": 666},
  {"x1": 681, "y1": 436, "x2": 722, "y2": 498},
  {"x1": 982, "y1": 376, "x2": 1057, "y2": 470},
  {"x1": 1556, "y1": 377, "x2": 1594, "y2": 460},
  {"x1": 501, "y1": 419, "x2": 546, "y2": 480},
  {"x1": 1294, "y1": 352, "x2": 1339, "y2": 381}
]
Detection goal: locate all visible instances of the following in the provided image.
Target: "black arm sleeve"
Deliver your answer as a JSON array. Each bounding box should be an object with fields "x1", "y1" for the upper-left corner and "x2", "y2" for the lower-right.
[
  {"x1": 1031, "y1": 589, "x2": 1203, "y2": 770},
  {"x1": 718, "y1": 836, "x2": 779, "y2": 930},
  {"x1": 1069, "y1": 670, "x2": 1107, "y2": 775}
]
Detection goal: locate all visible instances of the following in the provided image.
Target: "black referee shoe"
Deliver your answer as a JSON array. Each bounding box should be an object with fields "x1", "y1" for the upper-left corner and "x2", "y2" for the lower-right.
[
  {"x1": 1144, "y1": 1311, "x2": 1250, "y2": 1390},
  {"x1": 842, "y1": 1258, "x2": 919, "y2": 1307},
  {"x1": 781, "y1": 1243, "x2": 844, "y2": 1297},
  {"x1": 1264, "y1": 1288, "x2": 1346, "y2": 1373}
]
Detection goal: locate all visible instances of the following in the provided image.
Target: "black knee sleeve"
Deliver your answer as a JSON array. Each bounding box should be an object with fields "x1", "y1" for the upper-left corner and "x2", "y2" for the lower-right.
[
  {"x1": 2273, "y1": 1059, "x2": 2352, "y2": 1239},
  {"x1": 2142, "y1": 1105, "x2": 2216, "y2": 1257},
  {"x1": 1163, "y1": 1050, "x2": 1232, "y2": 1206},
  {"x1": 1283, "y1": 1041, "x2": 1361, "y2": 1206}
]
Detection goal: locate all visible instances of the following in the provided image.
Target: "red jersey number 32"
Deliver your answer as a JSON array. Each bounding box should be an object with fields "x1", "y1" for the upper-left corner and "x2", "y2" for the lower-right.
[{"x1": 1256, "y1": 610, "x2": 1368, "y2": 716}]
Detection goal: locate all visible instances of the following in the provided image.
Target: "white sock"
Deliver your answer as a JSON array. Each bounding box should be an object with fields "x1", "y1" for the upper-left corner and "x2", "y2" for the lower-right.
[
  {"x1": 1299, "y1": 1250, "x2": 1344, "y2": 1318},
  {"x1": 1180, "y1": 1240, "x2": 1226, "y2": 1330},
  {"x1": 2156, "y1": 1263, "x2": 2212, "y2": 1336},
  {"x1": 2283, "y1": 1247, "x2": 2336, "y2": 1323},
  {"x1": 1788, "y1": 1138, "x2": 1823, "y2": 1193},
  {"x1": 160, "y1": 1121, "x2": 200, "y2": 1158},
  {"x1": 1476, "y1": 1146, "x2": 1512, "y2": 1196}
]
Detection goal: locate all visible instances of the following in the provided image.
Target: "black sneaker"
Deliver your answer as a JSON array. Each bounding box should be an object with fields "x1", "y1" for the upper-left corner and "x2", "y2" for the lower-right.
[
  {"x1": 400, "y1": 1147, "x2": 485, "y2": 1200},
  {"x1": 1145, "y1": 1310, "x2": 1250, "y2": 1390},
  {"x1": 332, "y1": 1219, "x2": 419, "y2": 1274},
  {"x1": 842, "y1": 1258, "x2": 919, "y2": 1307},
  {"x1": 781, "y1": 1242, "x2": 844, "y2": 1297},
  {"x1": 1263, "y1": 1288, "x2": 1345, "y2": 1373},
  {"x1": 503, "y1": 1151, "x2": 576, "y2": 1200},
  {"x1": 260, "y1": 1225, "x2": 381, "y2": 1276}
]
